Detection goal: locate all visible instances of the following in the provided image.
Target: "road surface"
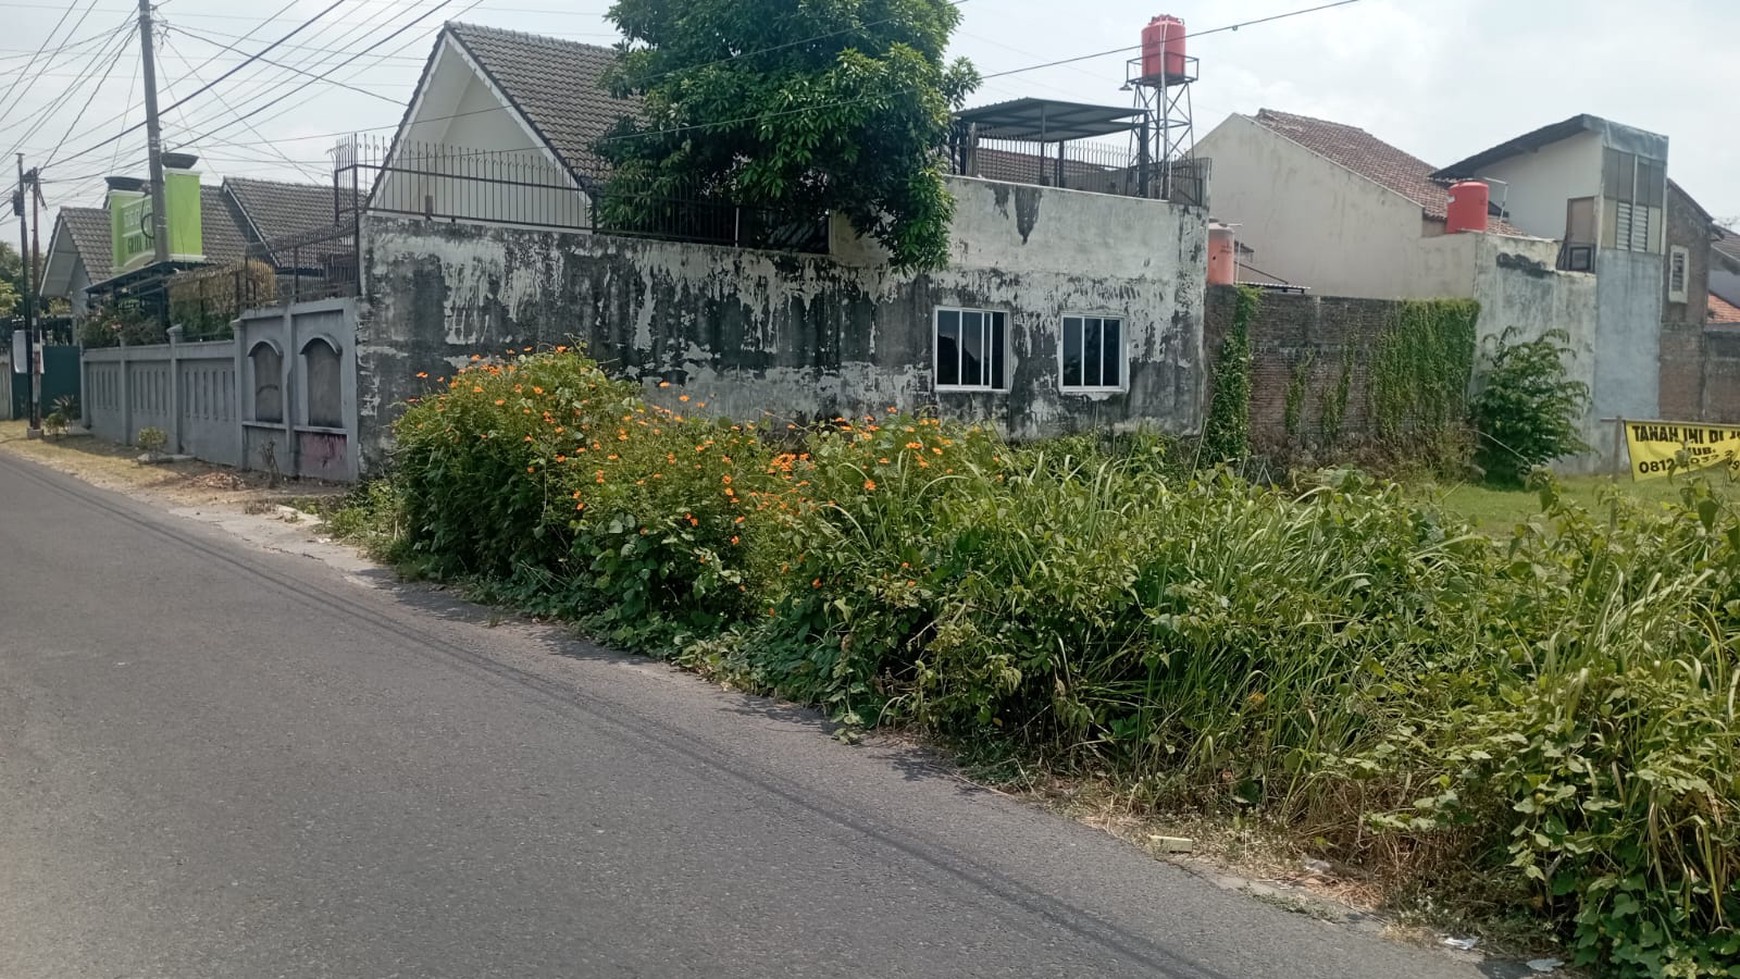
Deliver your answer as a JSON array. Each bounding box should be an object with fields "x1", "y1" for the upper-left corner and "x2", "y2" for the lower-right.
[{"x1": 0, "y1": 452, "x2": 1508, "y2": 978}]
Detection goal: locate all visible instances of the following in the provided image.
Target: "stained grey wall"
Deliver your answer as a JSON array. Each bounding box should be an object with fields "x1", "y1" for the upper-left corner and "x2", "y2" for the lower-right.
[
  {"x1": 236, "y1": 299, "x2": 362, "y2": 482},
  {"x1": 354, "y1": 176, "x2": 1208, "y2": 470},
  {"x1": 1594, "y1": 250, "x2": 1665, "y2": 432},
  {"x1": 85, "y1": 338, "x2": 242, "y2": 465}
]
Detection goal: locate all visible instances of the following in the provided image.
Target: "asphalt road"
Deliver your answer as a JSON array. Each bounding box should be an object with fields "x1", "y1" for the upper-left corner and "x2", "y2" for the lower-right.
[{"x1": 0, "y1": 452, "x2": 1511, "y2": 979}]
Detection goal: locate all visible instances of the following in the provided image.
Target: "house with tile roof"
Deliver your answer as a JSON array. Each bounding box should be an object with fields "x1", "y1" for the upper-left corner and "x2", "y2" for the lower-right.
[
  {"x1": 367, "y1": 22, "x2": 636, "y2": 230},
  {"x1": 41, "y1": 167, "x2": 355, "y2": 318},
  {"x1": 1193, "y1": 108, "x2": 1544, "y2": 299}
]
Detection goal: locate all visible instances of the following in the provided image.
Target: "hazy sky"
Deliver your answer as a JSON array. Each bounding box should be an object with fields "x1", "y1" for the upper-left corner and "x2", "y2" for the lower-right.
[{"x1": 3, "y1": 0, "x2": 1737, "y2": 223}]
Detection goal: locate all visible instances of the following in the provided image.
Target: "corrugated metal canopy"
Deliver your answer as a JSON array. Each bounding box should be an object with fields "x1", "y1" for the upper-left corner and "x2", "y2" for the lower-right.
[{"x1": 954, "y1": 98, "x2": 1146, "y2": 142}]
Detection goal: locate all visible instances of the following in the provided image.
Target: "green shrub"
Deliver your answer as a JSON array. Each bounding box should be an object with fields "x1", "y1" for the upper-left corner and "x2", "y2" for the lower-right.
[
  {"x1": 371, "y1": 349, "x2": 1736, "y2": 972},
  {"x1": 1201, "y1": 286, "x2": 1259, "y2": 462},
  {"x1": 1472, "y1": 328, "x2": 1590, "y2": 486}
]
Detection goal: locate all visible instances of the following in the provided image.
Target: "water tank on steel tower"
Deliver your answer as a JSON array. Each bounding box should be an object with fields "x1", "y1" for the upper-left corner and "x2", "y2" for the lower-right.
[
  {"x1": 1445, "y1": 181, "x2": 1490, "y2": 233},
  {"x1": 1141, "y1": 15, "x2": 1187, "y2": 81}
]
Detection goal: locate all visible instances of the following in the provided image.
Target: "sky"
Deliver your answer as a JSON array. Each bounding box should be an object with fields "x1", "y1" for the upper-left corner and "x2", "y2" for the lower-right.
[{"x1": 1, "y1": 0, "x2": 1737, "y2": 225}]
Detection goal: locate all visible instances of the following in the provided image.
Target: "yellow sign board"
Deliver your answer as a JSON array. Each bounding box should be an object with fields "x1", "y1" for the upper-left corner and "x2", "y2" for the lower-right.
[{"x1": 1623, "y1": 420, "x2": 1740, "y2": 480}]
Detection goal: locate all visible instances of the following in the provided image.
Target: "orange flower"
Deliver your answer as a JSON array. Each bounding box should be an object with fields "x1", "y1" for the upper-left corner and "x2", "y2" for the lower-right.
[
  {"x1": 472, "y1": 385, "x2": 484, "y2": 393},
  {"x1": 812, "y1": 578, "x2": 822, "y2": 589},
  {"x1": 932, "y1": 447, "x2": 943, "y2": 455},
  {"x1": 555, "y1": 345, "x2": 568, "y2": 353},
  {"x1": 887, "y1": 406, "x2": 897, "y2": 413},
  {"x1": 555, "y1": 454, "x2": 567, "y2": 462},
  {"x1": 906, "y1": 441, "x2": 923, "y2": 450},
  {"x1": 470, "y1": 354, "x2": 482, "y2": 362},
  {"x1": 697, "y1": 401, "x2": 707, "y2": 408},
  {"x1": 522, "y1": 345, "x2": 533, "y2": 352},
  {"x1": 494, "y1": 399, "x2": 506, "y2": 406},
  {"x1": 574, "y1": 501, "x2": 586, "y2": 511},
  {"x1": 659, "y1": 381, "x2": 671, "y2": 388},
  {"x1": 526, "y1": 466, "x2": 537, "y2": 473},
  {"x1": 730, "y1": 536, "x2": 740, "y2": 545},
  {"x1": 734, "y1": 515, "x2": 744, "y2": 524},
  {"x1": 679, "y1": 394, "x2": 691, "y2": 402},
  {"x1": 721, "y1": 474, "x2": 733, "y2": 485},
  {"x1": 863, "y1": 479, "x2": 877, "y2": 491},
  {"x1": 416, "y1": 371, "x2": 429, "y2": 379},
  {"x1": 877, "y1": 457, "x2": 890, "y2": 464},
  {"x1": 532, "y1": 386, "x2": 545, "y2": 395}
]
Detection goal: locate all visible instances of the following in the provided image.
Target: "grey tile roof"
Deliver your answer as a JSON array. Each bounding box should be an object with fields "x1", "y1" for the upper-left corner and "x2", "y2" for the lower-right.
[
  {"x1": 444, "y1": 22, "x2": 639, "y2": 181},
  {"x1": 222, "y1": 176, "x2": 357, "y2": 266},
  {"x1": 58, "y1": 206, "x2": 114, "y2": 283},
  {"x1": 199, "y1": 185, "x2": 251, "y2": 265},
  {"x1": 224, "y1": 177, "x2": 354, "y2": 243}
]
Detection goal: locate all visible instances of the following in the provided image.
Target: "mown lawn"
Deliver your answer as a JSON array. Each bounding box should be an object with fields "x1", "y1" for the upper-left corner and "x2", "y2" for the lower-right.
[{"x1": 1421, "y1": 471, "x2": 1738, "y2": 534}]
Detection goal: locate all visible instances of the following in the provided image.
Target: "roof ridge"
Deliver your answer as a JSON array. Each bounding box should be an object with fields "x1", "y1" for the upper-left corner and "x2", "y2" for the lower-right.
[{"x1": 446, "y1": 20, "x2": 617, "y2": 54}]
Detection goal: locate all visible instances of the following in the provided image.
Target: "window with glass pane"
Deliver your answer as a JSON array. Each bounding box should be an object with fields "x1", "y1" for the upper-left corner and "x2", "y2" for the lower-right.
[
  {"x1": 934, "y1": 307, "x2": 1007, "y2": 390},
  {"x1": 1060, "y1": 315, "x2": 1125, "y2": 390},
  {"x1": 936, "y1": 310, "x2": 961, "y2": 387}
]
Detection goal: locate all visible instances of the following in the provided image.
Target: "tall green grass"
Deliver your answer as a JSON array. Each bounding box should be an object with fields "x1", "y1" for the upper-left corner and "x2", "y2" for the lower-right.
[{"x1": 357, "y1": 351, "x2": 1738, "y2": 975}]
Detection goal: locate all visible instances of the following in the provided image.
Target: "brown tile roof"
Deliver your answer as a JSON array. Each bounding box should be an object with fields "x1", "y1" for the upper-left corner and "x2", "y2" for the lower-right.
[
  {"x1": 58, "y1": 206, "x2": 113, "y2": 283},
  {"x1": 1712, "y1": 292, "x2": 1740, "y2": 325},
  {"x1": 444, "y1": 22, "x2": 640, "y2": 181},
  {"x1": 1253, "y1": 108, "x2": 1528, "y2": 235}
]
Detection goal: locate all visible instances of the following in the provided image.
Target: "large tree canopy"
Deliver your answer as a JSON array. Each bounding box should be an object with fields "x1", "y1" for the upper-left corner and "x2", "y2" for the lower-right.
[
  {"x1": 600, "y1": 0, "x2": 979, "y2": 272},
  {"x1": 0, "y1": 243, "x2": 21, "y2": 319}
]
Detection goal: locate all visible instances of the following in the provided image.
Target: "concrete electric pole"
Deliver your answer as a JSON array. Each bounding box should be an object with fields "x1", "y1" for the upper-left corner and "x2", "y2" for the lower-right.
[
  {"x1": 13, "y1": 153, "x2": 38, "y2": 435},
  {"x1": 137, "y1": 0, "x2": 171, "y2": 265}
]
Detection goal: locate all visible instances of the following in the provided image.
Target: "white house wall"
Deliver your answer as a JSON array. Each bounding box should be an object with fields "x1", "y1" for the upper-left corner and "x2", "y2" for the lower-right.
[
  {"x1": 1196, "y1": 114, "x2": 1464, "y2": 300},
  {"x1": 1463, "y1": 130, "x2": 1604, "y2": 242},
  {"x1": 374, "y1": 38, "x2": 589, "y2": 229}
]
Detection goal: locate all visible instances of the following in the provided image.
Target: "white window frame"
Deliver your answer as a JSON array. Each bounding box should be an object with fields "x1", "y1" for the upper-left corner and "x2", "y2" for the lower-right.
[
  {"x1": 1058, "y1": 313, "x2": 1128, "y2": 393},
  {"x1": 1668, "y1": 245, "x2": 1690, "y2": 303},
  {"x1": 933, "y1": 306, "x2": 1010, "y2": 392}
]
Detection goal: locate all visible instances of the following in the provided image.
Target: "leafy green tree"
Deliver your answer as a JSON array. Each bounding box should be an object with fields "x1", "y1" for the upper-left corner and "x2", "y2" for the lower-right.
[
  {"x1": 1471, "y1": 327, "x2": 1590, "y2": 486},
  {"x1": 0, "y1": 243, "x2": 20, "y2": 318},
  {"x1": 599, "y1": 0, "x2": 979, "y2": 271}
]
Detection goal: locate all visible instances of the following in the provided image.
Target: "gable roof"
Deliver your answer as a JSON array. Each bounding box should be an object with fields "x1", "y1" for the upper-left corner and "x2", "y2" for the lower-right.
[
  {"x1": 198, "y1": 185, "x2": 250, "y2": 266},
  {"x1": 1435, "y1": 114, "x2": 1669, "y2": 180},
  {"x1": 441, "y1": 22, "x2": 639, "y2": 179},
  {"x1": 1714, "y1": 226, "x2": 1740, "y2": 272},
  {"x1": 1713, "y1": 292, "x2": 1740, "y2": 325},
  {"x1": 56, "y1": 206, "x2": 113, "y2": 283},
  {"x1": 222, "y1": 176, "x2": 357, "y2": 266},
  {"x1": 1252, "y1": 109, "x2": 1527, "y2": 235}
]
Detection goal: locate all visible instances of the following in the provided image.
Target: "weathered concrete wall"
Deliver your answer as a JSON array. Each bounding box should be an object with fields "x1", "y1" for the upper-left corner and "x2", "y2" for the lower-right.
[
  {"x1": 237, "y1": 299, "x2": 362, "y2": 482},
  {"x1": 84, "y1": 338, "x2": 243, "y2": 464},
  {"x1": 1469, "y1": 237, "x2": 1603, "y2": 470},
  {"x1": 1593, "y1": 249, "x2": 1665, "y2": 459},
  {"x1": 355, "y1": 176, "x2": 1207, "y2": 469}
]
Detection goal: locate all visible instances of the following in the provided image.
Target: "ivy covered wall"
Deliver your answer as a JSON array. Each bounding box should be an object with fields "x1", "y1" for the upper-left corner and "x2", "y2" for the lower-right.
[{"x1": 1204, "y1": 286, "x2": 1479, "y2": 468}]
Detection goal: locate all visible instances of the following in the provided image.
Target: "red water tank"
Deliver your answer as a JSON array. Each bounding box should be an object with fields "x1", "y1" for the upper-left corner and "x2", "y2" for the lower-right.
[
  {"x1": 1207, "y1": 224, "x2": 1237, "y2": 286},
  {"x1": 1141, "y1": 16, "x2": 1187, "y2": 81},
  {"x1": 1445, "y1": 180, "x2": 1490, "y2": 234}
]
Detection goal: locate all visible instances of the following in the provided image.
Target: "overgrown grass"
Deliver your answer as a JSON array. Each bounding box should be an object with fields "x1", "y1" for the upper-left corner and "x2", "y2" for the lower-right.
[
  {"x1": 1428, "y1": 474, "x2": 1737, "y2": 536},
  {"x1": 330, "y1": 351, "x2": 1740, "y2": 976}
]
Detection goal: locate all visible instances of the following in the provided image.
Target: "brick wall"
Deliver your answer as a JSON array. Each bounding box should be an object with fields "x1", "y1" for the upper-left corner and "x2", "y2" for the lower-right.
[{"x1": 1205, "y1": 286, "x2": 1413, "y2": 453}]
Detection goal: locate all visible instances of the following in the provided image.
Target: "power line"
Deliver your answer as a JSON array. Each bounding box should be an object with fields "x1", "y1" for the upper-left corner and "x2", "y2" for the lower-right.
[
  {"x1": 40, "y1": 0, "x2": 353, "y2": 173},
  {"x1": 159, "y1": 0, "x2": 431, "y2": 140},
  {"x1": 40, "y1": 28, "x2": 134, "y2": 167},
  {"x1": 165, "y1": 25, "x2": 404, "y2": 103},
  {"x1": 980, "y1": 0, "x2": 1366, "y2": 79},
  {"x1": 0, "y1": 0, "x2": 104, "y2": 134},
  {"x1": 169, "y1": 0, "x2": 479, "y2": 154},
  {"x1": 159, "y1": 31, "x2": 327, "y2": 181},
  {"x1": 0, "y1": 18, "x2": 135, "y2": 163}
]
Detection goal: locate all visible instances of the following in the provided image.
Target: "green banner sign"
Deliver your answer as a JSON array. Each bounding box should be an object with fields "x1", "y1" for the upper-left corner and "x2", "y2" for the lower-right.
[{"x1": 109, "y1": 169, "x2": 204, "y2": 275}]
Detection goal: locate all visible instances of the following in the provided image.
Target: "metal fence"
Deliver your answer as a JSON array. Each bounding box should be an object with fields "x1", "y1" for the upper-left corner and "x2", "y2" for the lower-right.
[
  {"x1": 335, "y1": 135, "x2": 829, "y2": 253},
  {"x1": 948, "y1": 135, "x2": 1209, "y2": 206}
]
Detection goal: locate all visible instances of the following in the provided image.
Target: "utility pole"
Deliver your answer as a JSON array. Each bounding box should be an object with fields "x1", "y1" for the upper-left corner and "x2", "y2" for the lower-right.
[
  {"x1": 137, "y1": 0, "x2": 170, "y2": 265},
  {"x1": 13, "y1": 153, "x2": 38, "y2": 435},
  {"x1": 28, "y1": 170, "x2": 40, "y2": 298}
]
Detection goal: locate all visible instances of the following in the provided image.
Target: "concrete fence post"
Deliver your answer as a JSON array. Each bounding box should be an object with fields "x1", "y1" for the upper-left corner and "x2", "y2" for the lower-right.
[
  {"x1": 281, "y1": 304, "x2": 297, "y2": 478},
  {"x1": 233, "y1": 318, "x2": 247, "y2": 471},
  {"x1": 118, "y1": 338, "x2": 132, "y2": 445},
  {"x1": 167, "y1": 325, "x2": 184, "y2": 454}
]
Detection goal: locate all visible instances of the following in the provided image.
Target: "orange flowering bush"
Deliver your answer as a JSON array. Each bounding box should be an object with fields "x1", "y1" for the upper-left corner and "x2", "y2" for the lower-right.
[{"x1": 393, "y1": 350, "x2": 776, "y2": 643}]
